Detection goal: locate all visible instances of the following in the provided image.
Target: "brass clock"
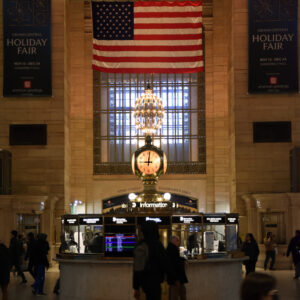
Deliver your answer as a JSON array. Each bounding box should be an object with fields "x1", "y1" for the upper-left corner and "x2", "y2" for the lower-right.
[{"x1": 132, "y1": 136, "x2": 167, "y2": 179}]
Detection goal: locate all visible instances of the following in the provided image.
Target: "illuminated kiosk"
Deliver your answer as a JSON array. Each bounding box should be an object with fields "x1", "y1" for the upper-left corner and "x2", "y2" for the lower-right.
[{"x1": 57, "y1": 86, "x2": 246, "y2": 300}]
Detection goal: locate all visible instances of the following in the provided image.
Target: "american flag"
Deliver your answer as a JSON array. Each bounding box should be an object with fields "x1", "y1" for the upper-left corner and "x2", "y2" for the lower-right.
[{"x1": 92, "y1": 1, "x2": 203, "y2": 73}]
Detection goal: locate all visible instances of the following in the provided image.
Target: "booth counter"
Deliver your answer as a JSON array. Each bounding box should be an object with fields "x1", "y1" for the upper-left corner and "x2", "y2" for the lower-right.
[{"x1": 56, "y1": 256, "x2": 247, "y2": 300}]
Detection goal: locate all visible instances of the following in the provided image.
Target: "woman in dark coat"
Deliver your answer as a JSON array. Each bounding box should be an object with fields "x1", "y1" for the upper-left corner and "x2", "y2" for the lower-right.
[
  {"x1": 242, "y1": 233, "x2": 260, "y2": 275},
  {"x1": 0, "y1": 243, "x2": 11, "y2": 300}
]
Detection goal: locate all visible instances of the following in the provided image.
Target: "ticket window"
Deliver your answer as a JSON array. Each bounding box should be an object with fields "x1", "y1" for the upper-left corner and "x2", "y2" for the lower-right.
[
  {"x1": 62, "y1": 216, "x2": 79, "y2": 253},
  {"x1": 78, "y1": 215, "x2": 103, "y2": 254},
  {"x1": 171, "y1": 216, "x2": 203, "y2": 258},
  {"x1": 203, "y1": 215, "x2": 226, "y2": 253}
]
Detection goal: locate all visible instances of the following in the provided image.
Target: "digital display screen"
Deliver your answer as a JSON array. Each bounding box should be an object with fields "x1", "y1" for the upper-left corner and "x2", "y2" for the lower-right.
[{"x1": 104, "y1": 234, "x2": 135, "y2": 257}]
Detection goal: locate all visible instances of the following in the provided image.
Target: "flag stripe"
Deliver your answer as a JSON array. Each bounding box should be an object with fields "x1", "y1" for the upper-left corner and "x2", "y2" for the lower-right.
[
  {"x1": 92, "y1": 65, "x2": 204, "y2": 74},
  {"x1": 135, "y1": 28, "x2": 201, "y2": 35},
  {"x1": 92, "y1": 60, "x2": 203, "y2": 68},
  {"x1": 93, "y1": 54, "x2": 202, "y2": 62},
  {"x1": 93, "y1": 49, "x2": 203, "y2": 57},
  {"x1": 134, "y1": 23, "x2": 202, "y2": 29},
  {"x1": 93, "y1": 39, "x2": 202, "y2": 46},
  {"x1": 134, "y1": 1, "x2": 202, "y2": 8},
  {"x1": 93, "y1": 44, "x2": 203, "y2": 52},
  {"x1": 134, "y1": 12, "x2": 202, "y2": 18},
  {"x1": 135, "y1": 34, "x2": 202, "y2": 40},
  {"x1": 134, "y1": 17, "x2": 202, "y2": 24},
  {"x1": 134, "y1": 6, "x2": 202, "y2": 13}
]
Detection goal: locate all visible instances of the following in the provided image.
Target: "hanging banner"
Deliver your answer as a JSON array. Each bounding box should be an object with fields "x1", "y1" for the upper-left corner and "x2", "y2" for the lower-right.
[
  {"x1": 248, "y1": 0, "x2": 298, "y2": 93},
  {"x1": 3, "y1": 0, "x2": 52, "y2": 97}
]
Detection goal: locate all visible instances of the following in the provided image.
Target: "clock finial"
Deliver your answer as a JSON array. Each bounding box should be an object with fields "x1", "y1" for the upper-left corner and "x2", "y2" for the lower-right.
[{"x1": 145, "y1": 135, "x2": 152, "y2": 146}]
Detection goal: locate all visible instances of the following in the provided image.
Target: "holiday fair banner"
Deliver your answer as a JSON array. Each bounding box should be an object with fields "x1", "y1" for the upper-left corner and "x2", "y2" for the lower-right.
[
  {"x1": 248, "y1": 0, "x2": 298, "y2": 93},
  {"x1": 3, "y1": 0, "x2": 52, "y2": 97}
]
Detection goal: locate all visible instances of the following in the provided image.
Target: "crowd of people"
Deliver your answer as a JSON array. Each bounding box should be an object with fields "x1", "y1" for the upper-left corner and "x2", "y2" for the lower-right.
[
  {"x1": 0, "y1": 230, "x2": 50, "y2": 299},
  {"x1": 241, "y1": 230, "x2": 300, "y2": 280}
]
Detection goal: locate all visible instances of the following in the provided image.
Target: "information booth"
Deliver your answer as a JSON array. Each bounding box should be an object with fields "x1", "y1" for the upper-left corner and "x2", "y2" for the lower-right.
[
  {"x1": 60, "y1": 212, "x2": 239, "y2": 258},
  {"x1": 58, "y1": 211, "x2": 245, "y2": 300}
]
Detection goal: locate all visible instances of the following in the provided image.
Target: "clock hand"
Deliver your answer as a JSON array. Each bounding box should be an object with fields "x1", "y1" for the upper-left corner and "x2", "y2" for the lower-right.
[{"x1": 147, "y1": 152, "x2": 151, "y2": 166}]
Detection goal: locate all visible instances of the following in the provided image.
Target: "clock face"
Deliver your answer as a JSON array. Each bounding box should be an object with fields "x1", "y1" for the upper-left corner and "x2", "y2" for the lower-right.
[
  {"x1": 163, "y1": 152, "x2": 167, "y2": 174},
  {"x1": 131, "y1": 153, "x2": 135, "y2": 174},
  {"x1": 137, "y1": 150, "x2": 161, "y2": 175}
]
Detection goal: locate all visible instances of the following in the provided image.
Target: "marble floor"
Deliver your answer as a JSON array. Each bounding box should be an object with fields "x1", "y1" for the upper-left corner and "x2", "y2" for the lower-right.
[{"x1": 4, "y1": 267, "x2": 300, "y2": 299}]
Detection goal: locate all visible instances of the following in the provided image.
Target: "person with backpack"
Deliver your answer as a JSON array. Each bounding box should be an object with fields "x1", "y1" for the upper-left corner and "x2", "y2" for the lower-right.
[
  {"x1": 133, "y1": 221, "x2": 171, "y2": 300},
  {"x1": 9, "y1": 230, "x2": 27, "y2": 283}
]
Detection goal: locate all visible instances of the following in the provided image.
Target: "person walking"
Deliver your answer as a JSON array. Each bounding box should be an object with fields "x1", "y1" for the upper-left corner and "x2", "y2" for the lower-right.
[
  {"x1": 240, "y1": 272, "x2": 279, "y2": 300},
  {"x1": 286, "y1": 230, "x2": 300, "y2": 279},
  {"x1": 167, "y1": 236, "x2": 188, "y2": 300},
  {"x1": 9, "y1": 230, "x2": 27, "y2": 283},
  {"x1": 25, "y1": 232, "x2": 36, "y2": 280},
  {"x1": 133, "y1": 221, "x2": 170, "y2": 300},
  {"x1": 0, "y1": 242, "x2": 11, "y2": 300},
  {"x1": 32, "y1": 233, "x2": 50, "y2": 296},
  {"x1": 242, "y1": 233, "x2": 260, "y2": 275},
  {"x1": 264, "y1": 232, "x2": 276, "y2": 271}
]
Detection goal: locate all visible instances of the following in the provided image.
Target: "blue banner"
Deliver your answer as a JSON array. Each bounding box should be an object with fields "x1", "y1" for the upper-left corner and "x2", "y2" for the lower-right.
[
  {"x1": 249, "y1": 0, "x2": 298, "y2": 93},
  {"x1": 3, "y1": 0, "x2": 52, "y2": 97}
]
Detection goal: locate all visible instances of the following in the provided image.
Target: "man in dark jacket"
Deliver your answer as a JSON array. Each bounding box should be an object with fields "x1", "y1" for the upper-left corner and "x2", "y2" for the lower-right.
[
  {"x1": 25, "y1": 232, "x2": 36, "y2": 279},
  {"x1": 167, "y1": 236, "x2": 188, "y2": 300},
  {"x1": 242, "y1": 233, "x2": 260, "y2": 275},
  {"x1": 133, "y1": 221, "x2": 170, "y2": 300},
  {"x1": 0, "y1": 242, "x2": 11, "y2": 300},
  {"x1": 286, "y1": 230, "x2": 300, "y2": 279},
  {"x1": 32, "y1": 233, "x2": 50, "y2": 296},
  {"x1": 9, "y1": 230, "x2": 27, "y2": 283}
]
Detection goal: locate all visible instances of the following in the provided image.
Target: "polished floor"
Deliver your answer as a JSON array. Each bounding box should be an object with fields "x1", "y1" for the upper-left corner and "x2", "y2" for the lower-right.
[{"x1": 5, "y1": 267, "x2": 300, "y2": 299}]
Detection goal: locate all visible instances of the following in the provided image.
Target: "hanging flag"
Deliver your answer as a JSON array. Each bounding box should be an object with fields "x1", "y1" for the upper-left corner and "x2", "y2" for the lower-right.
[{"x1": 92, "y1": 1, "x2": 203, "y2": 73}]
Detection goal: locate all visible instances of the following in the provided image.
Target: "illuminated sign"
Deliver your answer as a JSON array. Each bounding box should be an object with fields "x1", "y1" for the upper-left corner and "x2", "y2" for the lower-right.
[
  {"x1": 113, "y1": 217, "x2": 128, "y2": 224},
  {"x1": 132, "y1": 202, "x2": 169, "y2": 208},
  {"x1": 137, "y1": 216, "x2": 170, "y2": 225},
  {"x1": 79, "y1": 217, "x2": 102, "y2": 225},
  {"x1": 172, "y1": 216, "x2": 202, "y2": 224},
  {"x1": 204, "y1": 215, "x2": 225, "y2": 224},
  {"x1": 226, "y1": 214, "x2": 239, "y2": 224},
  {"x1": 65, "y1": 218, "x2": 78, "y2": 225},
  {"x1": 146, "y1": 217, "x2": 162, "y2": 223},
  {"x1": 104, "y1": 217, "x2": 135, "y2": 225}
]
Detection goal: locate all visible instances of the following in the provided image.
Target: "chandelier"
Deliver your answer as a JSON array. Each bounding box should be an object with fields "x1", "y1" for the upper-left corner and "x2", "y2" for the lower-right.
[{"x1": 133, "y1": 84, "x2": 164, "y2": 135}]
